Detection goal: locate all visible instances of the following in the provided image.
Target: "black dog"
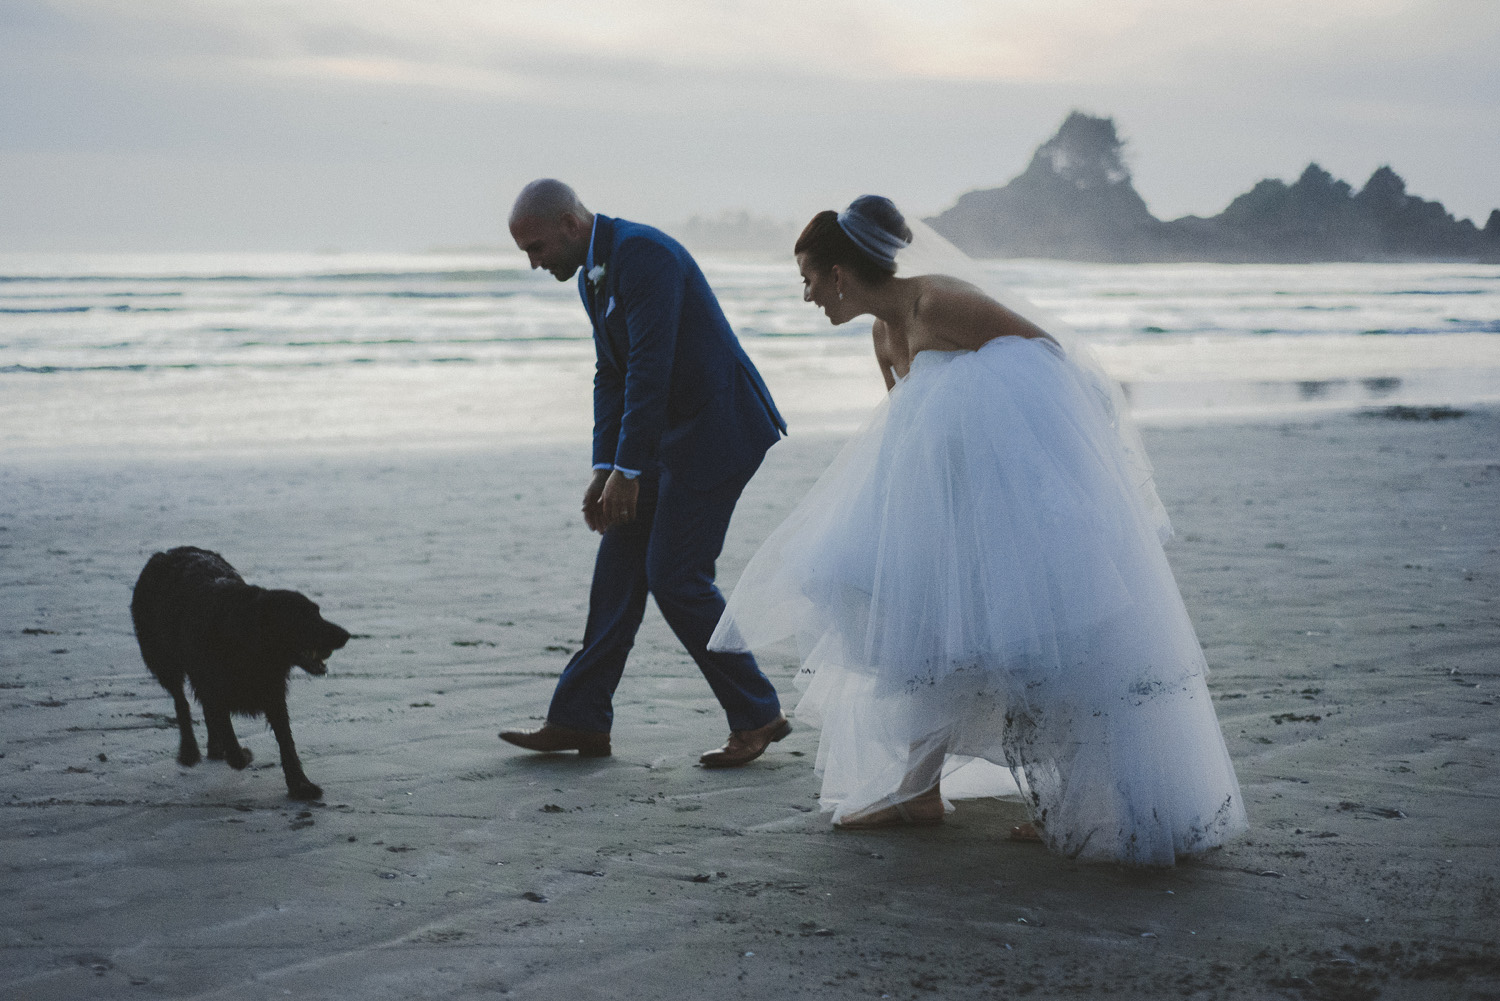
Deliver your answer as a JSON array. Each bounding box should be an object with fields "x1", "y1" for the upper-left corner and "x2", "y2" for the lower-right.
[{"x1": 130, "y1": 546, "x2": 349, "y2": 800}]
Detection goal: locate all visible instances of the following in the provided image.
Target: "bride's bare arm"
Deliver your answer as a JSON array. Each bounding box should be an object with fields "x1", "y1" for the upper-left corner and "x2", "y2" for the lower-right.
[{"x1": 871, "y1": 318, "x2": 906, "y2": 390}]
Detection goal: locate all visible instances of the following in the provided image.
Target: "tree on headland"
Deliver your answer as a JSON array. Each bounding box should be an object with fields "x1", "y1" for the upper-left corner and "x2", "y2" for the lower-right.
[{"x1": 929, "y1": 111, "x2": 1164, "y2": 261}]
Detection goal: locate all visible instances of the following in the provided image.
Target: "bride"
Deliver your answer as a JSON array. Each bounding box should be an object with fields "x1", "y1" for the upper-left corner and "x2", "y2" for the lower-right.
[{"x1": 709, "y1": 196, "x2": 1247, "y2": 865}]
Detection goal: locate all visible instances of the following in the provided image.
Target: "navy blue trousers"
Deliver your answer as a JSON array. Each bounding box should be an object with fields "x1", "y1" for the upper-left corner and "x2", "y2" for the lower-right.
[{"x1": 547, "y1": 459, "x2": 782, "y2": 734}]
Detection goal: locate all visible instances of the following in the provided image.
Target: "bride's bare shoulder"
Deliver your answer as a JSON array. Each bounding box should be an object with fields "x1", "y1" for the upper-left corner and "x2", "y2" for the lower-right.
[
  {"x1": 910, "y1": 274, "x2": 1052, "y2": 343},
  {"x1": 910, "y1": 273, "x2": 998, "y2": 316}
]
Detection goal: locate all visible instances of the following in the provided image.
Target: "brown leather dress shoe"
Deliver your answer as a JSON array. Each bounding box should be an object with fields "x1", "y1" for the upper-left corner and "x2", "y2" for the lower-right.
[
  {"x1": 699, "y1": 714, "x2": 791, "y2": 768},
  {"x1": 499, "y1": 723, "x2": 611, "y2": 757}
]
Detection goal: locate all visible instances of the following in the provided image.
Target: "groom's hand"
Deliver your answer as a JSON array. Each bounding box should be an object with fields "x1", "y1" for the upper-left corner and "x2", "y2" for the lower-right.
[
  {"x1": 598, "y1": 470, "x2": 640, "y2": 532},
  {"x1": 582, "y1": 468, "x2": 611, "y2": 533}
]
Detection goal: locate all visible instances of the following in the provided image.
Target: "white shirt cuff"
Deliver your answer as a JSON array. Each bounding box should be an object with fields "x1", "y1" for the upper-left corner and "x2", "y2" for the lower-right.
[{"x1": 593, "y1": 463, "x2": 641, "y2": 479}]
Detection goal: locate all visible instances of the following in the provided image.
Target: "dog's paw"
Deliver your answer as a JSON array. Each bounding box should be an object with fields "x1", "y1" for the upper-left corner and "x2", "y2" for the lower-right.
[
  {"x1": 286, "y1": 780, "x2": 323, "y2": 802},
  {"x1": 226, "y1": 746, "x2": 254, "y2": 770},
  {"x1": 177, "y1": 747, "x2": 202, "y2": 767}
]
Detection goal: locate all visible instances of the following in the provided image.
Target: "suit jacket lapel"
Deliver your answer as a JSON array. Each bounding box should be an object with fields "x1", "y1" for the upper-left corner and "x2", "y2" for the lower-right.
[
  {"x1": 577, "y1": 267, "x2": 592, "y2": 324},
  {"x1": 590, "y1": 216, "x2": 615, "y2": 318},
  {"x1": 586, "y1": 215, "x2": 619, "y2": 366}
]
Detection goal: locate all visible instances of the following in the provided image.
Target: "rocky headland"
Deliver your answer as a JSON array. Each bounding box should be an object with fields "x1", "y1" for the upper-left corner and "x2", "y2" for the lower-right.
[{"x1": 928, "y1": 112, "x2": 1500, "y2": 263}]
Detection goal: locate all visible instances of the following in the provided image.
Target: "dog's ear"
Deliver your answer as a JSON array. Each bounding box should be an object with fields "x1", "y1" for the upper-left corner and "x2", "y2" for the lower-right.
[
  {"x1": 260, "y1": 589, "x2": 309, "y2": 633},
  {"x1": 263, "y1": 589, "x2": 342, "y2": 649},
  {"x1": 254, "y1": 588, "x2": 280, "y2": 634},
  {"x1": 238, "y1": 588, "x2": 280, "y2": 657}
]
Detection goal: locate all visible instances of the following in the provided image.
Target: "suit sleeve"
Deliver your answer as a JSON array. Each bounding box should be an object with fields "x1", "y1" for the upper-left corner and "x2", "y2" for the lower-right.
[
  {"x1": 592, "y1": 350, "x2": 625, "y2": 470},
  {"x1": 612, "y1": 237, "x2": 683, "y2": 474}
]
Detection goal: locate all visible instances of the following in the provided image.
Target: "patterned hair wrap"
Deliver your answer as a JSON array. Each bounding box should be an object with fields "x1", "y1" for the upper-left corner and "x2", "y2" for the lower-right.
[{"x1": 836, "y1": 195, "x2": 910, "y2": 272}]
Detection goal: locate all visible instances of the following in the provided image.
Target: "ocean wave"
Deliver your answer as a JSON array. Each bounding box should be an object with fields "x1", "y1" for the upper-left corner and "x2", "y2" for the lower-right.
[
  {"x1": 265, "y1": 290, "x2": 522, "y2": 299},
  {"x1": 1127, "y1": 319, "x2": 1500, "y2": 337},
  {"x1": 3, "y1": 363, "x2": 157, "y2": 374},
  {"x1": 1360, "y1": 320, "x2": 1500, "y2": 335},
  {"x1": 0, "y1": 304, "x2": 182, "y2": 314},
  {"x1": 3, "y1": 259, "x2": 1497, "y2": 399},
  {"x1": 1384, "y1": 289, "x2": 1489, "y2": 296},
  {"x1": 267, "y1": 334, "x2": 592, "y2": 348},
  {"x1": 3, "y1": 355, "x2": 524, "y2": 375},
  {"x1": 0, "y1": 270, "x2": 531, "y2": 284}
]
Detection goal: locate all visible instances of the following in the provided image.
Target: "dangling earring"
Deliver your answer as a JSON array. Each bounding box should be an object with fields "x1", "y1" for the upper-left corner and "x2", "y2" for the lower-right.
[{"x1": 838, "y1": 290, "x2": 843, "y2": 300}]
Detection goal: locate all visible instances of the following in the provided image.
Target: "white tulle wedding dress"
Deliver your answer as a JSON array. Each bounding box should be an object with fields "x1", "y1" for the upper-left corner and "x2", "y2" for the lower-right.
[{"x1": 710, "y1": 307, "x2": 1247, "y2": 865}]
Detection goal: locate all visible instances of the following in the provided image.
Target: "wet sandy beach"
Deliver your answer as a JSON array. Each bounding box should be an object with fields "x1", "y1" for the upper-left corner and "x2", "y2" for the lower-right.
[{"x1": 2, "y1": 408, "x2": 1498, "y2": 999}]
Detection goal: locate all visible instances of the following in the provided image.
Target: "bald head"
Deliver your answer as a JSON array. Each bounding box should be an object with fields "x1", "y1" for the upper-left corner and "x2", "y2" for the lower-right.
[
  {"x1": 508, "y1": 179, "x2": 594, "y2": 282},
  {"x1": 509, "y1": 178, "x2": 590, "y2": 228}
]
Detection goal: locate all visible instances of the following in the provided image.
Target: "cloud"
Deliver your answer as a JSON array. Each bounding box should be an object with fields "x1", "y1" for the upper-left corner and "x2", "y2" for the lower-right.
[
  {"x1": 26, "y1": 0, "x2": 1490, "y2": 92},
  {"x1": 2, "y1": 0, "x2": 1495, "y2": 248}
]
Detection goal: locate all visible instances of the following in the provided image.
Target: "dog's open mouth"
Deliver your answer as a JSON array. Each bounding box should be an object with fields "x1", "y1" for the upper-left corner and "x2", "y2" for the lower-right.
[{"x1": 296, "y1": 651, "x2": 331, "y2": 675}]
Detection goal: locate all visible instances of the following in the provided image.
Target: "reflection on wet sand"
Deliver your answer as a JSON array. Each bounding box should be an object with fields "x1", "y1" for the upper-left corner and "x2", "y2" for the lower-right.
[{"x1": 1119, "y1": 368, "x2": 1495, "y2": 422}]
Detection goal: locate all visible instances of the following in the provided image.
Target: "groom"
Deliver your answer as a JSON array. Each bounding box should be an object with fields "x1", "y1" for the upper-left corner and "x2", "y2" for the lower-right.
[{"x1": 500, "y1": 179, "x2": 790, "y2": 766}]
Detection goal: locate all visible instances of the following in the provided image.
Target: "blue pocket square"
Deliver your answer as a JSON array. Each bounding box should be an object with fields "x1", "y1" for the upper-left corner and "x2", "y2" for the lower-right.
[{"x1": 606, "y1": 296, "x2": 616, "y2": 317}]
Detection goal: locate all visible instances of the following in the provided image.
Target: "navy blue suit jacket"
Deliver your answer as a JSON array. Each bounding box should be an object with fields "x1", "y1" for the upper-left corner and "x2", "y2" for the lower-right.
[{"x1": 581, "y1": 215, "x2": 786, "y2": 488}]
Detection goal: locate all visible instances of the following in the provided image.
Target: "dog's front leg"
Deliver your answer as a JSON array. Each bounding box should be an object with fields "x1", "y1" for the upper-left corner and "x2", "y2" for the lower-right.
[
  {"x1": 204, "y1": 706, "x2": 253, "y2": 769},
  {"x1": 265, "y1": 701, "x2": 321, "y2": 801},
  {"x1": 167, "y1": 683, "x2": 202, "y2": 766}
]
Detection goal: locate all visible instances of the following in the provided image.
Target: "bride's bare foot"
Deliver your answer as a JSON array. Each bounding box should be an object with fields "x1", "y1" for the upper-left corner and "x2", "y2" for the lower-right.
[
  {"x1": 834, "y1": 786, "x2": 945, "y2": 830},
  {"x1": 1009, "y1": 821, "x2": 1043, "y2": 842}
]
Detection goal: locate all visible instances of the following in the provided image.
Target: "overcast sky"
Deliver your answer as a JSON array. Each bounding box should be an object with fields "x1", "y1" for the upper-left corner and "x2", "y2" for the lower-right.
[{"x1": 2, "y1": 0, "x2": 1496, "y2": 252}]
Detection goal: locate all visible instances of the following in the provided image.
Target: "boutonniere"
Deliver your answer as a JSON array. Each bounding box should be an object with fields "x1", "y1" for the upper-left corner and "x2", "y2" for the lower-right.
[{"x1": 587, "y1": 264, "x2": 606, "y2": 286}]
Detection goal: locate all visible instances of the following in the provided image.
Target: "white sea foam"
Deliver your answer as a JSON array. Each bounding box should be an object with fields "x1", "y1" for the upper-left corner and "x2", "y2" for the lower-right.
[{"x1": 1, "y1": 252, "x2": 1496, "y2": 458}]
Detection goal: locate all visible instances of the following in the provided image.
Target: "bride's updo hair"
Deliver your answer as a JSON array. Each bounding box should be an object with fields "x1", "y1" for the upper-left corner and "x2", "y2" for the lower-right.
[{"x1": 795, "y1": 195, "x2": 913, "y2": 283}]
